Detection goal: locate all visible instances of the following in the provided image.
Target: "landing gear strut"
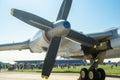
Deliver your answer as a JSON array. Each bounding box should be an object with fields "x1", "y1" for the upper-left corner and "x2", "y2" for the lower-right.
[{"x1": 78, "y1": 59, "x2": 106, "y2": 80}]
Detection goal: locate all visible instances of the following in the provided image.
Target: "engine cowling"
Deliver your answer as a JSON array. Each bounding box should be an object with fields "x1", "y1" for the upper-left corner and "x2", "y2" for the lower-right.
[
  {"x1": 110, "y1": 37, "x2": 120, "y2": 48},
  {"x1": 29, "y1": 31, "x2": 49, "y2": 53}
]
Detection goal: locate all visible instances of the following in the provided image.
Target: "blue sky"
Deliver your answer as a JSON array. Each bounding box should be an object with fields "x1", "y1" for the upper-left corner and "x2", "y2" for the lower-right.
[
  {"x1": 0, "y1": 0, "x2": 120, "y2": 43},
  {"x1": 0, "y1": 0, "x2": 120, "y2": 61}
]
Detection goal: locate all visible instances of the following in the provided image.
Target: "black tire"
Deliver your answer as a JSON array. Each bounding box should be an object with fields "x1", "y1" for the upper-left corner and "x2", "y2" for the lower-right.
[
  {"x1": 97, "y1": 68, "x2": 106, "y2": 80},
  {"x1": 80, "y1": 68, "x2": 88, "y2": 80},
  {"x1": 88, "y1": 69, "x2": 99, "y2": 80}
]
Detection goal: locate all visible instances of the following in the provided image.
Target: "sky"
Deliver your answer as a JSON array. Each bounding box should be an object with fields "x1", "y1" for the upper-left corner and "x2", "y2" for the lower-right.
[{"x1": 0, "y1": 0, "x2": 120, "y2": 62}]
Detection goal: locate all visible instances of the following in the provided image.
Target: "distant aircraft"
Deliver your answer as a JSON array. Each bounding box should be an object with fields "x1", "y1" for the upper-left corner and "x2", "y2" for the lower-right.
[{"x1": 0, "y1": 0, "x2": 120, "y2": 80}]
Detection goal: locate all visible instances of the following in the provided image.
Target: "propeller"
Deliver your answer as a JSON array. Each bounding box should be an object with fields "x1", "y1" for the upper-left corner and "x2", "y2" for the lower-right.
[
  {"x1": 11, "y1": 0, "x2": 99, "y2": 79},
  {"x1": 57, "y1": 0, "x2": 72, "y2": 20},
  {"x1": 67, "y1": 29, "x2": 99, "y2": 47},
  {"x1": 11, "y1": 8, "x2": 53, "y2": 31},
  {"x1": 42, "y1": 0, "x2": 72, "y2": 79},
  {"x1": 42, "y1": 37, "x2": 61, "y2": 79}
]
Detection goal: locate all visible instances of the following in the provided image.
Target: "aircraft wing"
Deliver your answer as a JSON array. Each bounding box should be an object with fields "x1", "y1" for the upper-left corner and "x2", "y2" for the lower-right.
[
  {"x1": 88, "y1": 30, "x2": 114, "y2": 41},
  {"x1": 68, "y1": 52, "x2": 85, "y2": 59},
  {"x1": 0, "y1": 40, "x2": 30, "y2": 51}
]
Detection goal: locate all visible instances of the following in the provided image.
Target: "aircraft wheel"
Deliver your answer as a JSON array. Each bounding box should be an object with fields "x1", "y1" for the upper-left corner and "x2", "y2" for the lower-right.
[
  {"x1": 97, "y1": 68, "x2": 106, "y2": 80},
  {"x1": 80, "y1": 68, "x2": 88, "y2": 80},
  {"x1": 88, "y1": 69, "x2": 99, "y2": 80}
]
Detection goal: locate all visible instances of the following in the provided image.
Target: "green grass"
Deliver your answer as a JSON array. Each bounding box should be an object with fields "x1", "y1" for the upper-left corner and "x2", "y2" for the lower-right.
[
  {"x1": 99, "y1": 65, "x2": 120, "y2": 74},
  {"x1": 12, "y1": 64, "x2": 120, "y2": 74}
]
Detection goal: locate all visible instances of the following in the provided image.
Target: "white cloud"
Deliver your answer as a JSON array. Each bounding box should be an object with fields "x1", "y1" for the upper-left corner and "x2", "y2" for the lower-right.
[{"x1": 0, "y1": 50, "x2": 46, "y2": 61}]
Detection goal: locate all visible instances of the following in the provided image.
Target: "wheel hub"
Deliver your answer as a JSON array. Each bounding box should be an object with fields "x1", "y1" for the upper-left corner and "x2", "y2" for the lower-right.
[
  {"x1": 81, "y1": 71, "x2": 85, "y2": 78},
  {"x1": 89, "y1": 71, "x2": 94, "y2": 79}
]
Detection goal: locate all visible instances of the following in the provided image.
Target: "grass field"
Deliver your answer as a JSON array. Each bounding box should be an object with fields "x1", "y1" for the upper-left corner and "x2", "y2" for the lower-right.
[{"x1": 13, "y1": 64, "x2": 120, "y2": 74}]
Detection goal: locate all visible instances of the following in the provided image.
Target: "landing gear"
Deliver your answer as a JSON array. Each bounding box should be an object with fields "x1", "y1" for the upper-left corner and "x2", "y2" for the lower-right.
[
  {"x1": 88, "y1": 69, "x2": 99, "y2": 80},
  {"x1": 88, "y1": 68, "x2": 105, "y2": 80},
  {"x1": 97, "y1": 68, "x2": 106, "y2": 80},
  {"x1": 80, "y1": 68, "x2": 88, "y2": 80},
  {"x1": 78, "y1": 60, "x2": 106, "y2": 80}
]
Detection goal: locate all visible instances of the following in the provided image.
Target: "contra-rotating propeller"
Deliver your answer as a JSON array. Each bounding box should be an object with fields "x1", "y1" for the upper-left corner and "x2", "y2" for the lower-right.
[{"x1": 11, "y1": 0, "x2": 99, "y2": 79}]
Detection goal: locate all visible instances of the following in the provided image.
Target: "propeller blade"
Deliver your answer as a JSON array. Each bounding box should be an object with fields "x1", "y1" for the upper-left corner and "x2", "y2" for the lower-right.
[
  {"x1": 67, "y1": 30, "x2": 99, "y2": 48},
  {"x1": 42, "y1": 37, "x2": 61, "y2": 79},
  {"x1": 56, "y1": 0, "x2": 72, "y2": 20},
  {"x1": 11, "y1": 8, "x2": 53, "y2": 31}
]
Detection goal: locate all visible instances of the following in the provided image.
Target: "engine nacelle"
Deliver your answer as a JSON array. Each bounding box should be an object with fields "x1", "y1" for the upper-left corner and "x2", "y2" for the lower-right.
[
  {"x1": 29, "y1": 31, "x2": 49, "y2": 53},
  {"x1": 110, "y1": 37, "x2": 120, "y2": 48}
]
